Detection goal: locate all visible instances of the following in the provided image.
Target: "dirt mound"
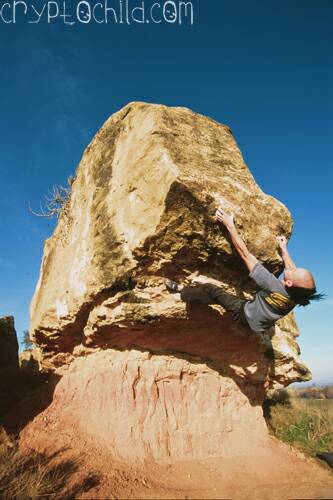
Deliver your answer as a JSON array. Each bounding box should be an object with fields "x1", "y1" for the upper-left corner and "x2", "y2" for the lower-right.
[{"x1": 21, "y1": 419, "x2": 333, "y2": 499}]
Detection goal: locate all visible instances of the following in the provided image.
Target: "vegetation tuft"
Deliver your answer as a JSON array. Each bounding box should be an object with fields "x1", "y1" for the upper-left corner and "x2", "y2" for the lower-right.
[
  {"x1": 0, "y1": 443, "x2": 99, "y2": 499},
  {"x1": 265, "y1": 391, "x2": 333, "y2": 458}
]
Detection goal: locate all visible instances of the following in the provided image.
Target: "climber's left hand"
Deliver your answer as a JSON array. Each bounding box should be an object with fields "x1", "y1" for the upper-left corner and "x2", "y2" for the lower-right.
[{"x1": 215, "y1": 208, "x2": 235, "y2": 229}]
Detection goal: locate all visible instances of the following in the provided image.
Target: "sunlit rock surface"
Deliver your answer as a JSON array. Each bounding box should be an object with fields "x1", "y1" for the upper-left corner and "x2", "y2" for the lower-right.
[{"x1": 26, "y1": 102, "x2": 311, "y2": 461}]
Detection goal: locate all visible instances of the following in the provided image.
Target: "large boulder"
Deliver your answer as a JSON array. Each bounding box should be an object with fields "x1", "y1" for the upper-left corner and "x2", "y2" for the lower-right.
[
  {"x1": 25, "y1": 102, "x2": 311, "y2": 462},
  {"x1": 0, "y1": 316, "x2": 19, "y2": 371}
]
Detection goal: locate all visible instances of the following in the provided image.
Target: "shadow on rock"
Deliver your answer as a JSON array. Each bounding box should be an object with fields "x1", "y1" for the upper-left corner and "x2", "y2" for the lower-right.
[
  {"x1": 89, "y1": 300, "x2": 277, "y2": 408},
  {"x1": 0, "y1": 366, "x2": 61, "y2": 435}
]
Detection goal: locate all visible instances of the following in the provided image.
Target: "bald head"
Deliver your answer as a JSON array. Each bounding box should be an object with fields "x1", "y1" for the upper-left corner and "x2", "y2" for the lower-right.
[{"x1": 283, "y1": 268, "x2": 315, "y2": 290}]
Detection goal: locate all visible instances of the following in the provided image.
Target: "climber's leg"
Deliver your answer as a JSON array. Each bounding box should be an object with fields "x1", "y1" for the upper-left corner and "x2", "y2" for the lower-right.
[{"x1": 180, "y1": 283, "x2": 248, "y2": 325}]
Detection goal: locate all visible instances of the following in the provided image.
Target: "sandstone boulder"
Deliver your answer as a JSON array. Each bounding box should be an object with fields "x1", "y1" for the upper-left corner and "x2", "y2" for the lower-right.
[{"x1": 25, "y1": 102, "x2": 311, "y2": 462}]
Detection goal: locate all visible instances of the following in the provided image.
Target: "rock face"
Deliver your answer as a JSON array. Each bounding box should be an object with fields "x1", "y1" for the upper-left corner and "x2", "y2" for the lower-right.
[
  {"x1": 0, "y1": 316, "x2": 19, "y2": 371},
  {"x1": 24, "y1": 349, "x2": 271, "y2": 462},
  {"x1": 26, "y1": 102, "x2": 311, "y2": 462}
]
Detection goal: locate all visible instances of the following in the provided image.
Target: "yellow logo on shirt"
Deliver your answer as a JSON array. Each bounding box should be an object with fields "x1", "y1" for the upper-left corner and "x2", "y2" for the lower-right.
[{"x1": 265, "y1": 292, "x2": 295, "y2": 311}]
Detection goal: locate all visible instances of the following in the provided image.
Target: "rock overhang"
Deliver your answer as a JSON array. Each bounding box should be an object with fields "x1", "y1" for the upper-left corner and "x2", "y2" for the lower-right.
[{"x1": 28, "y1": 101, "x2": 310, "y2": 388}]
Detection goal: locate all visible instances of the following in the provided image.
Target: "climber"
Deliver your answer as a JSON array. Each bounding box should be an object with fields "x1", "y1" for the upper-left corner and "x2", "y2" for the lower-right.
[{"x1": 165, "y1": 207, "x2": 323, "y2": 334}]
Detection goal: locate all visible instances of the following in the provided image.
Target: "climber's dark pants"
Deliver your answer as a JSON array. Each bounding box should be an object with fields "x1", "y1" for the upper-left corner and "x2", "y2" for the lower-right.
[{"x1": 180, "y1": 283, "x2": 249, "y2": 326}]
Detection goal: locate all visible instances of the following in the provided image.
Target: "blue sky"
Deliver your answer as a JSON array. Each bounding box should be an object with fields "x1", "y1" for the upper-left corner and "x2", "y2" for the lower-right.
[{"x1": 0, "y1": 0, "x2": 332, "y2": 383}]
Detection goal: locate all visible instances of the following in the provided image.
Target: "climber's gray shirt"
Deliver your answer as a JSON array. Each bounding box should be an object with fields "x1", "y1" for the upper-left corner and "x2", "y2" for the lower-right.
[{"x1": 244, "y1": 262, "x2": 296, "y2": 333}]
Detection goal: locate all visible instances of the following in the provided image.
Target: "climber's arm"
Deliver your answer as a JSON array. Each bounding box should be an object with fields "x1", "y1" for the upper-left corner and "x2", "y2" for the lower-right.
[
  {"x1": 215, "y1": 208, "x2": 258, "y2": 272},
  {"x1": 276, "y1": 236, "x2": 296, "y2": 270}
]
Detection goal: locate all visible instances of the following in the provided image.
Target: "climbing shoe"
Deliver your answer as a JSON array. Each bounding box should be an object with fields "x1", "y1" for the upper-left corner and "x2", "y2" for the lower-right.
[{"x1": 165, "y1": 279, "x2": 182, "y2": 293}]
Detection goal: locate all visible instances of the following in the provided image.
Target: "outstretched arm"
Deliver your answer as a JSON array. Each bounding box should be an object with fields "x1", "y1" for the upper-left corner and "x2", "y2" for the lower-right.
[
  {"x1": 215, "y1": 208, "x2": 258, "y2": 272},
  {"x1": 276, "y1": 235, "x2": 296, "y2": 269}
]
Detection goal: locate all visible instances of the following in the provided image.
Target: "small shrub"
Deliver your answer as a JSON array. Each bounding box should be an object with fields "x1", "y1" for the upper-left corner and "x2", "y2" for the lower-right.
[
  {"x1": 21, "y1": 330, "x2": 33, "y2": 351},
  {"x1": 28, "y1": 176, "x2": 74, "y2": 220},
  {"x1": 323, "y1": 386, "x2": 333, "y2": 400}
]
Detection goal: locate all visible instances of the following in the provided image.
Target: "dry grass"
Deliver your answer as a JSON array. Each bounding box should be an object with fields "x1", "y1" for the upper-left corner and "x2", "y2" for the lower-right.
[
  {"x1": 266, "y1": 397, "x2": 333, "y2": 457},
  {"x1": 0, "y1": 440, "x2": 99, "y2": 499},
  {"x1": 0, "y1": 446, "x2": 69, "y2": 498},
  {"x1": 0, "y1": 367, "x2": 100, "y2": 498}
]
